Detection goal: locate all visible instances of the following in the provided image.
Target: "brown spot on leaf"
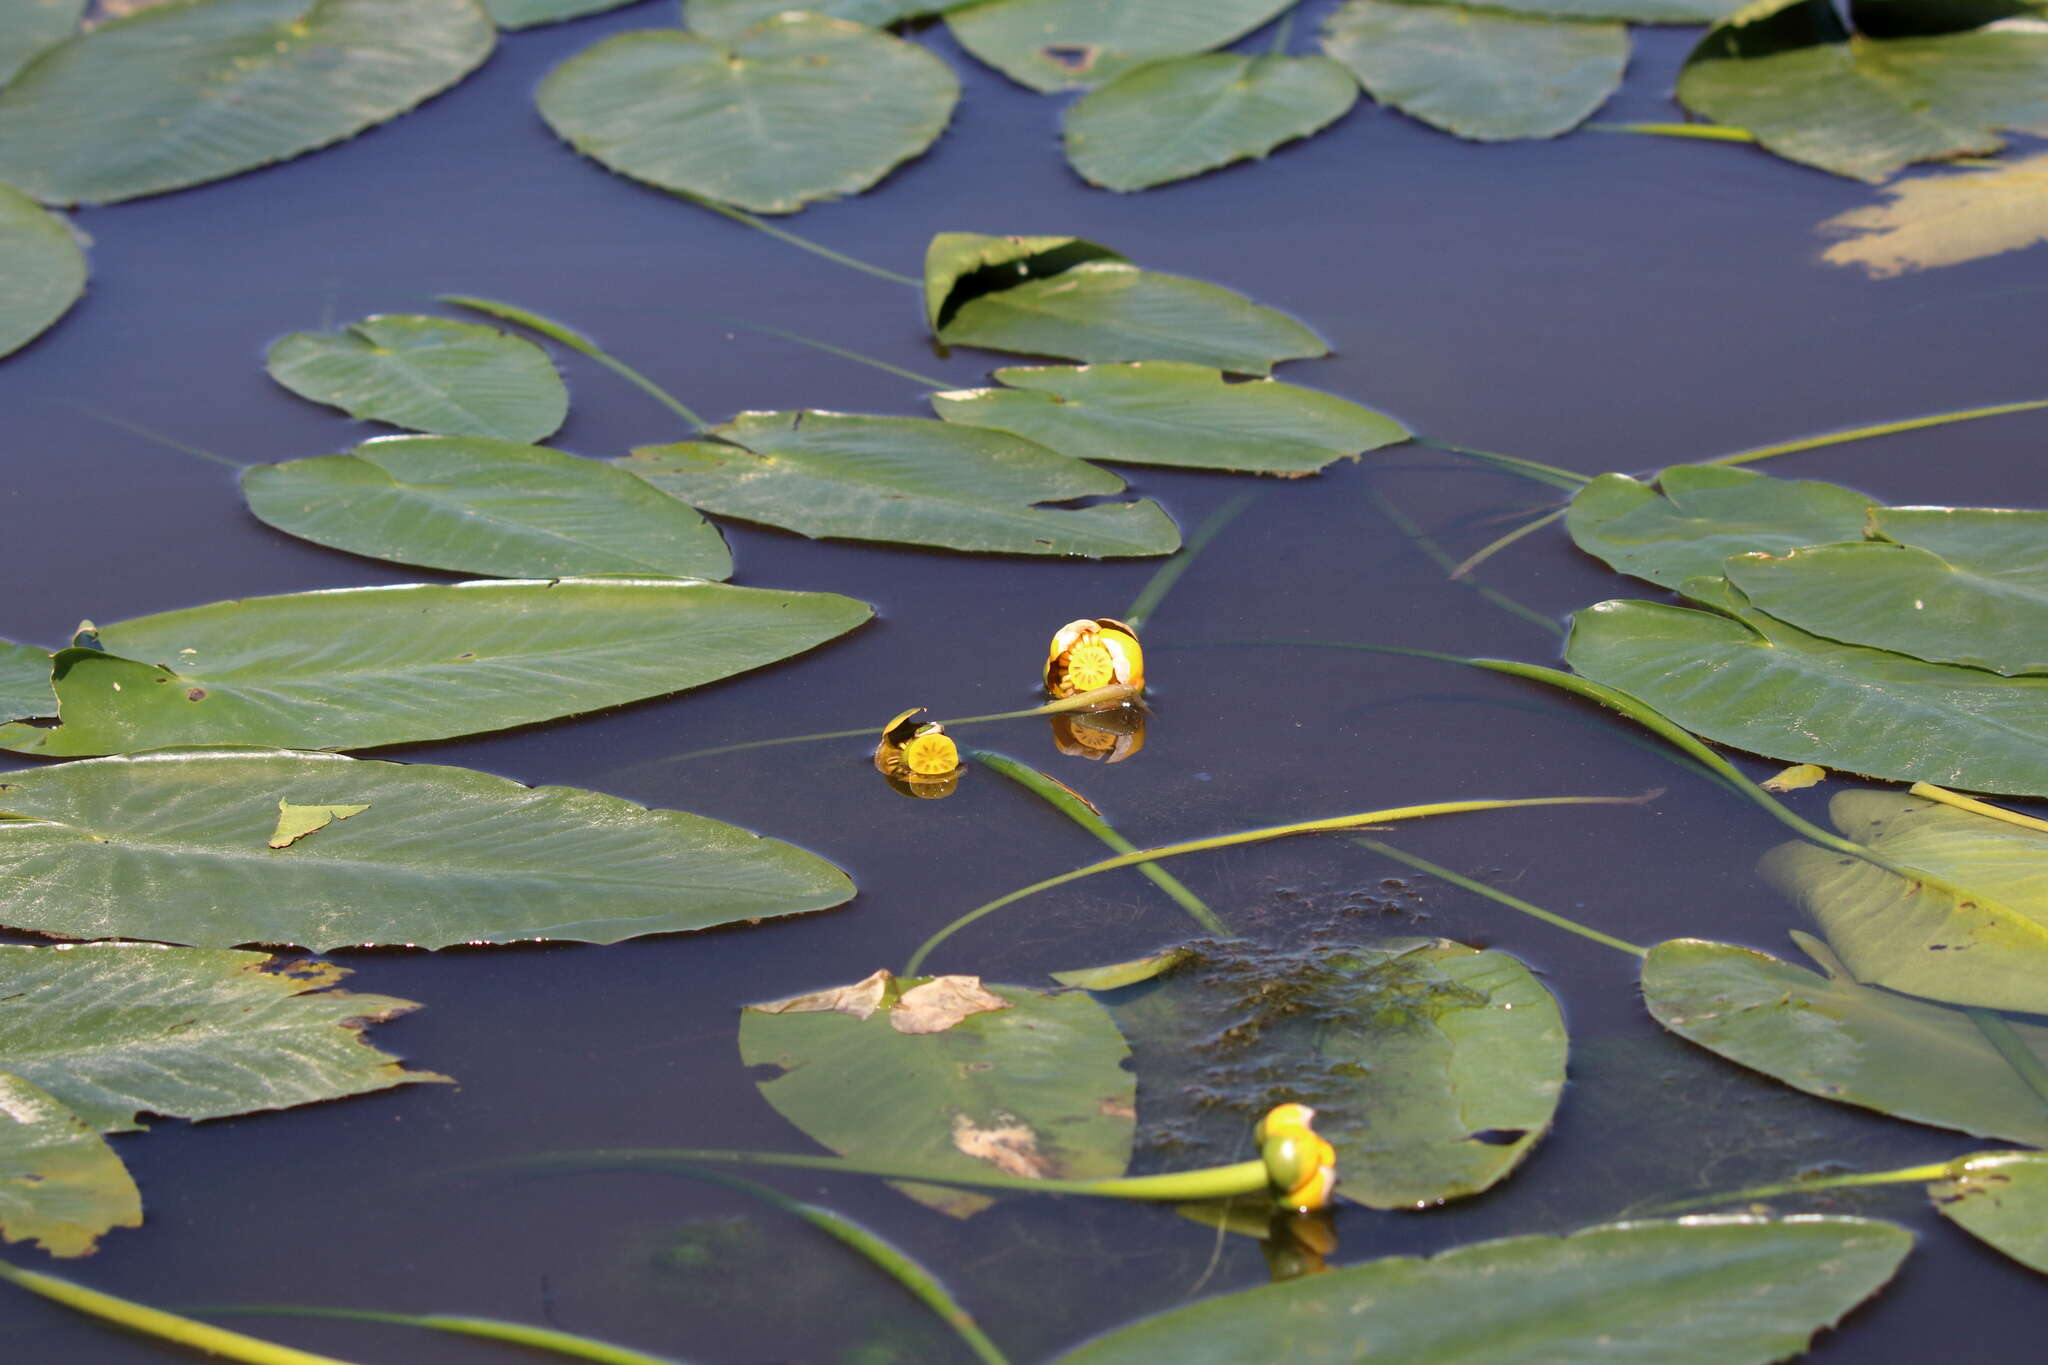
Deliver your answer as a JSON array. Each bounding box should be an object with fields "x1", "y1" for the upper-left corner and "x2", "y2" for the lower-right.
[
  {"x1": 185, "y1": 687, "x2": 206, "y2": 701},
  {"x1": 891, "y1": 976, "x2": 1010, "y2": 1034},
  {"x1": 950, "y1": 1113, "x2": 1050, "y2": 1179}
]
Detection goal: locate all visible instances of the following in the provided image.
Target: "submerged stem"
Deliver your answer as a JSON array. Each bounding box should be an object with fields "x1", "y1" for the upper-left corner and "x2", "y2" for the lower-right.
[
  {"x1": 0, "y1": 1260, "x2": 361, "y2": 1365},
  {"x1": 1410, "y1": 437, "x2": 1588, "y2": 491},
  {"x1": 1647, "y1": 1158, "x2": 1970, "y2": 1214},
  {"x1": 69, "y1": 405, "x2": 246, "y2": 469},
  {"x1": 440, "y1": 295, "x2": 710, "y2": 431},
  {"x1": 1968, "y1": 1009, "x2": 2048, "y2": 1114},
  {"x1": 700, "y1": 312, "x2": 949, "y2": 389},
  {"x1": 1448, "y1": 506, "x2": 1566, "y2": 579},
  {"x1": 678, "y1": 194, "x2": 923, "y2": 287},
  {"x1": 1369, "y1": 488, "x2": 1563, "y2": 638},
  {"x1": 1122, "y1": 492, "x2": 1259, "y2": 634},
  {"x1": 1354, "y1": 839, "x2": 1646, "y2": 957},
  {"x1": 190, "y1": 1307, "x2": 679, "y2": 1365},
  {"x1": 1908, "y1": 782, "x2": 2048, "y2": 835},
  {"x1": 1708, "y1": 398, "x2": 2048, "y2": 469}
]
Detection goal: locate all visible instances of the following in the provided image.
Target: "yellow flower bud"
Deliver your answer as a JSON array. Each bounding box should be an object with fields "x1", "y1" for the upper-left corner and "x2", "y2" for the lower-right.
[
  {"x1": 1046, "y1": 618, "x2": 1144, "y2": 700},
  {"x1": 1255, "y1": 1103, "x2": 1338, "y2": 1213},
  {"x1": 875, "y1": 708, "x2": 962, "y2": 798}
]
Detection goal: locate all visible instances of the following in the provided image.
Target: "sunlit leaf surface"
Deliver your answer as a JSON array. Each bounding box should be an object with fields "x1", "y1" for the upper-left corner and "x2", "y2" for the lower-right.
[
  {"x1": 243, "y1": 436, "x2": 734, "y2": 580},
  {"x1": 0, "y1": 748, "x2": 856, "y2": 949},
  {"x1": 0, "y1": 578, "x2": 870, "y2": 756},
  {"x1": 1643, "y1": 935, "x2": 2048, "y2": 1145},
  {"x1": 265, "y1": 315, "x2": 568, "y2": 442},
  {"x1": 622, "y1": 411, "x2": 1181, "y2": 557},
  {"x1": 537, "y1": 13, "x2": 956, "y2": 214},
  {"x1": 1405, "y1": 0, "x2": 1745, "y2": 17},
  {"x1": 946, "y1": 0, "x2": 1292, "y2": 92},
  {"x1": 922, "y1": 230, "x2": 1126, "y2": 331},
  {"x1": 0, "y1": 1072, "x2": 139, "y2": 1258},
  {"x1": 0, "y1": 0, "x2": 494, "y2": 205},
  {"x1": 684, "y1": 0, "x2": 960, "y2": 41},
  {"x1": 480, "y1": 0, "x2": 637, "y2": 29},
  {"x1": 0, "y1": 182, "x2": 84, "y2": 358},
  {"x1": 1930, "y1": 1151, "x2": 2048, "y2": 1273},
  {"x1": 1321, "y1": 0, "x2": 1627, "y2": 141},
  {"x1": 0, "y1": 0, "x2": 83, "y2": 87},
  {"x1": 1762, "y1": 791, "x2": 2048, "y2": 1013},
  {"x1": 1058, "y1": 1214, "x2": 1912, "y2": 1363},
  {"x1": 739, "y1": 972, "x2": 1134, "y2": 1216},
  {"x1": 1566, "y1": 465, "x2": 1875, "y2": 590},
  {"x1": 1677, "y1": 0, "x2": 2048, "y2": 183},
  {"x1": 1110, "y1": 939, "x2": 1566, "y2": 1209},
  {"x1": 0, "y1": 639, "x2": 52, "y2": 722},
  {"x1": 1064, "y1": 54, "x2": 1356, "y2": 192},
  {"x1": 1820, "y1": 154, "x2": 2048, "y2": 277}
]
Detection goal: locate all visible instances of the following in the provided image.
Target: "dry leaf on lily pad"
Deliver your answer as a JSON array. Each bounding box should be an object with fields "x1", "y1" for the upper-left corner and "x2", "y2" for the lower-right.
[
  {"x1": 750, "y1": 969, "x2": 894, "y2": 1023},
  {"x1": 892, "y1": 976, "x2": 1010, "y2": 1034},
  {"x1": 1820, "y1": 154, "x2": 2048, "y2": 278},
  {"x1": 266, "y1": 798, "x2": 370, "y2": 849}
]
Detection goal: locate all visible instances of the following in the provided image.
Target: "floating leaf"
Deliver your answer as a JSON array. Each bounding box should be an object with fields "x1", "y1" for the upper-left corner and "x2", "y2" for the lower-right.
[
  {"x1": 242, "y1": 436, "x2": 733, "y2": 581},
  {"x1": 1676, "y1": 0, "x2": 2048, "y2": 183},
  {"x1": 946, "y1": 0, "x2": 1292, "y2": 92},
  {"x1": 1930, "y1": 1151, "x2": 2048, "y2": 1273},
  {"x1": 921, "y1": 231, "x2": 1125, "y2": 331},
  {"x1": 0, "y1": 578, "x2": 869, "y2": 756},
  {"x1": 481, "y1": 0, "x2": 638, "y2": 29},
  {"x1": 1820, "y1": 153, "x2": 2048, "y2": 277},
  {"x1": 0, "y1": 0, "x2": 84, "y2": 87},
  {"x1": 265, "y1": 797, "x2": 370, "y2": 849},
  {"x1": 265, "y1": 315, "x2": 569, "y2": 442},
  {"x1": 0, "y1": 0, "x2": 495, "y2": 205},
  {"x1": 1724, "y1": 508, "x2": 2048, "y2": 675},
  {"x1": 1565, "y1": 586, "x2": 2048, "y2": 797},
  {"x1": 0, "y1": 942, "x2": 445, "y2": 1132},
  {"x1": 933, "y1": 362, "x2": 1407, "y2": 475},
  {"x1": 0, "y1": 1072, "x2": 140, "y2": 1258},
  {"x1": 1762, "y1": 790, "x2": 2048, "y2": 1013},
  {"x1": 537, "y1": 13, "x2": 957, "y2": 214},
  {"x1": 1762, "y1": 763, "x2": 1826, "y2": 792},
  {"x1": 1321, "y1": 0, "x2": 1627, "y2": 142},
  {"x1": 0, "y1": 181, "x2": 84, "y2": 358},
  {"x1": 0, "y1": 639, "x2": 52, "y2": 722},
  {"x1": 739, "y1": 971, "x2": 1134, "y2": 1216},
  {"x1": 1402, "y1": 0, "x2": 1746, "y2": 17},
  {"x1": 1063, "y1": 54, "x2": 1356, "y2": 192},
  {"x1": 1567, "y1": 465, "x2": 1876, "y2": 590},
  {"x1": 1642, "y1": 935, "x2": 2048, "y2": 1145},
  {"x1": 685, "y1": 0, "x2": 961, "y2": 41},
  {"x1": 0, "y1": 748, "x2": 855, "y2": 949},
  {"x1": 1058, "y1": 1214, "x2": 1912, "y2": 1364},
  {"x1": 1047, "y1": 948, "x2": 1191, "y2": 991},
  {"x1": 1109, "y1": 939, "x2": 1566, "y2": 1209},
  {"x1": 622, "y1": 411, "x2": 1181, "y2": 557}
]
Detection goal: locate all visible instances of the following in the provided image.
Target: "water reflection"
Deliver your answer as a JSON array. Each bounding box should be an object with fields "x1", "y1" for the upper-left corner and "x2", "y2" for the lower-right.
[
  {"x1": 1049, "y1": 703, "x2": 1147, "y2": 763},
  {"x1": 874, "y1": 706, "x2": 963, "y2": 799}
]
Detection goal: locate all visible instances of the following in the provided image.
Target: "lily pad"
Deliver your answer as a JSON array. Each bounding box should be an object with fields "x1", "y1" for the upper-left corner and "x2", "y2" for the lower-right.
[
  {"x1": 1930, "y1": 1151, "x2": 2048, "y2": 1273},
  {"x1": 932, "y1": 362, "x2": 1407, "y2": 475},
  {"x1": 1109, "y1": 939, "x2": 1566, "y2": 1209},
  {"x1": 685, "y1": 0, "x2": 962, "y2": 41},
  {"x1": 0, "y1": 181, "x2": 84, "y2": 358},
  {"x1": 481, "y1": 0, "x2": 638, "y2": 29},
  {"x1": 0, "y1": 1072, "x2": 139, "y2": 1258},
  {"x1": 265, "y1": 315, "x2": 569, "y2": 442},
  {"x1": 1762, "y1": 790, "x2": 2048, "y2": 1013},
  {"x1": 1820, "y1": 153, "x2": 2048, "y2": 277},
  {"x1": 739, "y1": 971, "x2": 1134, "y2": 1216},
  {"x1": 1677, "y1": 0, "x2": 2048, "y2": 183},
  {"x1": 1321, "y1": 0, "x2": 1627, "y2": 142},
  {"x1": 0, "y1": 639, "x2": 52, "y2": 722},
  {"x1": 1405, "y1": 0, "x2": 1746, "y2": 16},
  {"x1": 923, "y1": 231, "x2": 1125, "y2": 331},
  {"x1": 536, "y1": 13, "x2": 957, "y2": 214},
  {"x1": 1725, "y1": 507, "x2": 2048, "y2": 675},
  {"x1": 1057, "y1": 1214, "x2": 1912, "y2": 1364},
  {"x1": 242, "y1": 436, "x2": 734, "y2": 581},
  {"x1": 0, "y1": 577, "x2": 870, "y2": 756},
  {"x1": 0, "y1": 0, "x2": 83, "y2": 88},
  {"x1": 0, "y1": 748, "x2": 856, "y2": 949},
  {"x1": 1064, "y1": 54, "x2": 1357, "y2": 192},
  {"x1": 1565, "y1": 587, "x2": 2048, "y2": 797},
  {"x1": 1642, "y1": 935, "x2": 2048, "y2": 1146},
  {"x1": 621, "y1": 411, "x2": 1181, "y2": 557},
  {"x1": 946, "y1": 0, "x2": 1293, "y2": 93},
  {"x1": 1567, "y1": 465, "x2": 1876, "y2": 590},
  {"x1": 0, "y1": 0, "x2": 495, "y2": 205}
]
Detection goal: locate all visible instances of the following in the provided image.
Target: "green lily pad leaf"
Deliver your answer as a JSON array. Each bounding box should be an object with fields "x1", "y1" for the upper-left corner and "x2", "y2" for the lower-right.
[
  {"x1": 946, "y1": 0, "x2": 1292, "y2": 92},
  {"x1": 0, "y1": 639, "x2": 53, "y2": 722},
  {"x1": 266, "y1": 797, "x2": 370, "y2": 849},
  {"x1": 739, "y1": 970, "x2": 1134, "y2": 1216},
  {"x1": 536, "y1": 13, "x2": 957, "y2": 214},
  {"x1": 0, "y1": 181, "x2": 84, "y2": 358},
  {"x1": 265, "y1": 315, "x2": 569, "y2": 442},
  {"x1": 1064, "y1": 54, "x2": 1356, "y2": 192},
  {"x1": 1568, "y1": 466, "x2": 1878, "y2": 590},
  {"x1": 1762, "y1": 790, "x2": 2048, "y2": 1013},
  {"x1": 0, "y1": 1072, "x2": 140, "y2": 1258},
  {"x1": 242, "y1": 436, "x2": 734, "y2": 581},
  {"x1": 1725, "y1": 507, "x2": 2048, "y2": 675},
  {"x1": 621, "y1": 411, "x2": 1181, "y2": 557},
  {"x1": 1047, "y1": 948, "x2": 1192, "y2": 991},
  {"x1": 1642, "y1": 935, "x2": 2048, "y2": 1145},
  {"x1": 481, "y1": 0, "x2": 639, "y2": 29},
  {"x1": 1110, "y1": 939, "x2": 1565, "y2": 1210},
  {"x1": 0, "y1": 577, "x2": 870, "y2": 757},
  {"x1": 1404, "y1": 0, "x2": 1746, "y2": 18},
  {"x1": 1057, "y1": 1213, "x2": 1912, "y2": 1364},
  {"x1": 0, "y1": 943, "x2": 446, "y2": 1132},
  {"x1": 1930, "y1": 1151, "x2": 2048, "y2": 1273},
  {"x1": 1677, "y1": 0, "x2": 2048, "y2": 183},
  {"x1": 1321, "y1": 0, "x2": 1627, "y2": 142},
  {"x1": 922, "y1": 231, "x2": 1126, "y2": 332},
  {"x1": 933, "y1": 362, "x2": 1407, "y2": 475},
  {"x1": 0, "y1": 0, "x2": 84, "y2": 88},
  {"x1": 0, "y1": 748, "x2": 855, "y2": 949},
  {"x1": 1565, "y1": 589, "x2": 2048, "y2": 797},
  {"x1": 685, "y1": 0, "x2": 963, "y2": 41},
  {"x1": 0, "y1": 0, "x2": 494, "y2": 206}
]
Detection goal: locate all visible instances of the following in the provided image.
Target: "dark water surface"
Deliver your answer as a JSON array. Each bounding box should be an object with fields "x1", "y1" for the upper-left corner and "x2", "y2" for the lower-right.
[{"x1": 6, "y1": 3, "x2": 2046, "y2": 1360}]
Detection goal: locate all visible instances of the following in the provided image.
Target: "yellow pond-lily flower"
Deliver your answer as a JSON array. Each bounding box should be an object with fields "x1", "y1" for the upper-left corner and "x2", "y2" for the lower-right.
[
  {"x1": 1255, "y1": 1103, "x2": 1338, "y2": 1213},
  {"x1": 875, "y1": 708, "x2": 962, "y2": 799},
  {"x1": 1046, "y1": 618, "x2": 1144, "y2": 700}
]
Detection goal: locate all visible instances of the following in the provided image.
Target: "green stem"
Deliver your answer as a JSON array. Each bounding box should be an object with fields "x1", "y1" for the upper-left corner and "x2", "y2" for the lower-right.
[
  {"x1": 69, "y1": 405, "x2": 246, "y2": 469},
  {"x1": 1708, "y1": 399, "x2": 2048, "y2": 470},
  {"x1": 903, "y1": 793, "x2": 1648, "y2": 975},
  {"x1": 1647, "y1": 1158, "x2": 1968, "y2": 1214},
  {"x1": 1910, "y1": 781, "x2": 2048, "y2": 834},
  {"x1": 1586, "y1": 121, "x2": 1757, "y2": 143},
  {"x1": 1410, "y1": 437, "x2": 1588, "y2": 491},
  {"x1": 0, "y1": 1260, "x2": 361, "y2": 1365},
  {"x1": 1368, "y1": 489, "x2": 1563, "y2": 638},
  {"x1": 700, "y1": 312, "x2": 950, "y2": 389},
  {"x1": 968, "y1": 747, "x2": 1228, "y2": 936},
  {"x1": 679, "y1": 194, "x2": 922, "y2": 287},
  {"x1": 1355, "y1": 839, "x2": 1646, "y2": 957},
  {"x1": 1122, "y1": 491, "x2": 1259, "y2": 633},
  {"x1": 1449, "y1": 506, "x2": 1566, "y2": 579},
  {"x1": 440, "y1": 295, "x2": 710, "y2": 431},
  {"x1": 190, "y1": 1307, "x2": 681, "y2": 1365},
  {"x1": 1968, "y1": 1009, "x2": 2048, "y2": 1114}
]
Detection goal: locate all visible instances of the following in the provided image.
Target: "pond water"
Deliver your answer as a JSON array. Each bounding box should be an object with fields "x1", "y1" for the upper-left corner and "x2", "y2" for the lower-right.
[{"x1": 5, "y1": 3, "x2": 2046, "y2": 1361}]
